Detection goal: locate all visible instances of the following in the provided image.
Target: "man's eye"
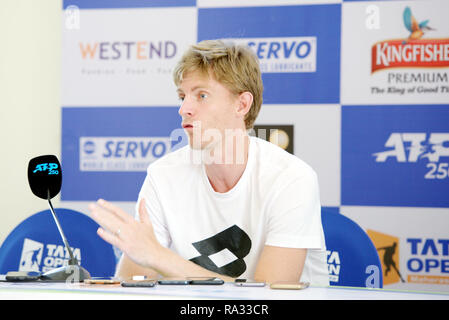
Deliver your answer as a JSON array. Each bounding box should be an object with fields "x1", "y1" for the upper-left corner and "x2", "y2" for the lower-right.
[
  {"x1": 199, "y1": 93, "x2": 208, "y2": 99},
  {"x1": 178, "y1": 96, "x2": 185, "y2": 101}
]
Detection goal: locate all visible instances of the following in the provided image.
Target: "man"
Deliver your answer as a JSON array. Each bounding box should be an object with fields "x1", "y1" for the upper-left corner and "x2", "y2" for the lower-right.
[{"x1": 89, "y1": 40, "x2": 329, "y2": 286}]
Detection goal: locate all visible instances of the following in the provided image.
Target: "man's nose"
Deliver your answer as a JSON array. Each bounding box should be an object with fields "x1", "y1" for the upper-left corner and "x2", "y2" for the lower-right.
[{"x1": 178, "y1": 96, "x2": 195, "y2": 117}]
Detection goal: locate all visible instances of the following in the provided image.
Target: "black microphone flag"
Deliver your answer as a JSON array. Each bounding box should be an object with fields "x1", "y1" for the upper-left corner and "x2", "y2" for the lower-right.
[{"x1": 27, "y1": 155, "x2": 62, "y2": 200}]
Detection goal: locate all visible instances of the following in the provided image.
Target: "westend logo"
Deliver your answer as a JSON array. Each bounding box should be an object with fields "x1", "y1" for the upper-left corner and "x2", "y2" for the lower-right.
[
  {"x1": 372, "y1": 133, "x2": 449, "y2": 180},
  {"x1": 80, "y1": 137, "x2": 171, "y2": 172},
  {"x1": 79, "y1": 41, "x2": 177, "y2": 60},
  {"x1": 19, "y1": 238, "x2": 81, "y2": 273},
  {"x1": 371, "y1": 7, "x2": 449, "y2": 73},
  {"x1": 368, "y1": 230, "x2": 449, "y2": 286},
  {"x1": 229, "y1": 37, "x2": 317, "y2": 73}
]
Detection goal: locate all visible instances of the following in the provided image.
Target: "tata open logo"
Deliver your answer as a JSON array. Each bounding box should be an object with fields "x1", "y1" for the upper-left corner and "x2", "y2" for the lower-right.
[
  {"x1": 229, "y1": 37, "x2": 317, "y2": 73},
  {"x1": 373, "y1": 133, "x2": 449, "y2": 180},
  {"x1": 80, "y1": 137, "x2": 171, "y2": 172},
  {"x1": 327, "y1": 250, "x2": 341, "y2": 283},
  {"x1": 19, "y1": 238, "x2": 82, "y2": 273},
  {"x1": 368, "y1": 230, "x2": 449, "y2": 286}
]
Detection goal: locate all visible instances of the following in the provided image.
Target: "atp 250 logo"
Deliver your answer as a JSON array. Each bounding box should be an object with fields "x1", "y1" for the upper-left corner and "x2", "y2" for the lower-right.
[
  {"x1": 33, "y1": 163, "x2": 59, "y2": 175},
  {"x1": 373, "y1": 132, "x2": 449, "y2": 179}
]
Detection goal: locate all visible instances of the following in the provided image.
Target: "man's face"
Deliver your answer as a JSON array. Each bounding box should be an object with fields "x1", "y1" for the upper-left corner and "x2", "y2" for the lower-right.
[{"x1": 177, "y1": 70, "x2": 242, "y2": 150}]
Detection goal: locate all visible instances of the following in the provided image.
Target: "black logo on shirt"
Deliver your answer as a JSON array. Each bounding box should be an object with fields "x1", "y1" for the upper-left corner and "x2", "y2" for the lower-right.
[{"x1": 189, "y1": 225, "x2": 251, "y2": 278}]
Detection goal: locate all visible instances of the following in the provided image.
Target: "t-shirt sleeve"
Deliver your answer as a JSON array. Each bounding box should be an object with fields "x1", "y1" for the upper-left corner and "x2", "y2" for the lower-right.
[
  {"x1": 265, "y1": 169, "x2": 324, "y2": 249},
  {"x1": 135, "y1": 172, "x2": 172, "y2": 249}
]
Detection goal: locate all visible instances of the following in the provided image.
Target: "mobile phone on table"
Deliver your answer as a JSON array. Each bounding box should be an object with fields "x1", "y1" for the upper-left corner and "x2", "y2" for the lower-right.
[
  {"x1": 5, "y1": 271, "x2": 41, "y2": 282},
  {"x1": 234, "y1": 278, "x2": 265, "y2": 287},
  {"x1": 121, "y1": 279, "x2": 157, "y2": 287},
  {"x1": 187, "y1": 277, "x2": 224, "y2": 285},
  {"x1": 270, "y1": 281, "x2": 310, "y2": 290},
  {"x1": 157, "y1": 277, "x2": 191, "y2": 285},
  {"x1": 84, "y1": 277, "x2": 121, "y2": 284}
]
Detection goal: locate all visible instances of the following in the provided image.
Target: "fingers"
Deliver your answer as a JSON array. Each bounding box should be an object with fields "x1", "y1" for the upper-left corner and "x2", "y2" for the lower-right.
[
  {"x1": 138, "y1": 198, "x2": 150, "y2": 224},
  {"x1": 89, "y1": 197, "x2": 154, "y2": 253},
  {"x1": 97, "y1": 227, "x2": 122, "y2": 249},
  {"x1": 97, "y1": 199, "x2": 132, "y2": 223},
  {"x1": 88, "y1": 201, "x2": 124, "y2": 236}
]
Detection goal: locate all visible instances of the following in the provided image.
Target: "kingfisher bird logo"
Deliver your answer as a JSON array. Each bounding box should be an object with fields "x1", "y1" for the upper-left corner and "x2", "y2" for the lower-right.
[
  {"x1": 403, "y1": 7, "x2": 434, "y2": 41},
  {"x1": 371, "y1": 7, "x2": 449, "y2": 73}
]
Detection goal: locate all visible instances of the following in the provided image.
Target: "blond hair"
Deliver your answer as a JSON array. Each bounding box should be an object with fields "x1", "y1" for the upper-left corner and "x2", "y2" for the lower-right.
[{"x1": 173, "y1": 40, "x2": 263, "y2": 129}]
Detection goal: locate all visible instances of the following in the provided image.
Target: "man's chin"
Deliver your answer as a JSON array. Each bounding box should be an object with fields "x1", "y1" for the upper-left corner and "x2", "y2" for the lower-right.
[{"x1": 188, "y1": 138, "x2": 205, "y2": 150}]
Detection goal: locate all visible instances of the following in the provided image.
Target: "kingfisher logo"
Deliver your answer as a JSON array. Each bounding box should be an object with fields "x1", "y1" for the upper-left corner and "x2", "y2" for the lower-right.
[
  {"x1": 19, "y1": 238, "x2": 82, "y2": 273},
  {"x1": 373, "y1": 133, "x2": 449, "y2": 179},
  {"x1": 79, "y1": 137, "x2": 171, "y2": 172},
  {"x1": 229, "y1": 37, "x2": 317, "y2": 73},
  {"x1": 368, "y1": 230, "x2": 449, "y2": 286},
  {"x1": 79, "y1": 40, "x2": 177, "y2": 60},
  {"x1": 371, "y1": 7, "x2": 449, "y2": 73}
]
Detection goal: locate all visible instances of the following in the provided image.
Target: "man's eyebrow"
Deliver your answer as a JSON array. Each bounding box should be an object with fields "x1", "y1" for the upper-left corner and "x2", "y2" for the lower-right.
[{"x1": 177, "y1": 86, "x2": 210, "y2": 95}]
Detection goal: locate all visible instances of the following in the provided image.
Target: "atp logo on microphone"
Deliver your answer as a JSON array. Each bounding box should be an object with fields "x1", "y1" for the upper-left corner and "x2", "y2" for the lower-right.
[{"x1": 33, "y1": 163, "x2": 59, "y2": 175}]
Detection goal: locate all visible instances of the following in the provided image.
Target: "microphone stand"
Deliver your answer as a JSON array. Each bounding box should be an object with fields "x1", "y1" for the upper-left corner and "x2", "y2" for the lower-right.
[{"x1": 40, "y1": 193, "x2": 91, "y2": 282}]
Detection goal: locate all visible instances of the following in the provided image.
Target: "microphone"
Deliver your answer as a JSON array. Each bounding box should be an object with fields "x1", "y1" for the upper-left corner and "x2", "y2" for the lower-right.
[{"x1": 27, "y1": 155, "x2": 90, "y2": 282}]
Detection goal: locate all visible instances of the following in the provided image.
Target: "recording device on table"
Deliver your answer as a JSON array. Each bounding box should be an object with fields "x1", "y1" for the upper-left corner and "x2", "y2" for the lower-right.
[
  {"x1": 121, "y1": 279, "x2": 157, "y2": 287},
  {"x1": 187, "y1": 277, "x2": 224, "y2": 285},
  {"x1": 6, "y1": 155, "x2": 91, "y2": 282},
  {"x1": 157, "y1": 277, "x2": 224, "y2": 285},
  {"x1": 84, "y1": 277, "x2": 120, "y2": 284},
  {"x1": 270, "y1": 281, "x2": 310, "y2": 290},
  {"x1": 157, "y1": 277, "x2": 191, "y2": 285},
  {"x1": 234, "y1": 278, "x2": 266, "y2": 287}
]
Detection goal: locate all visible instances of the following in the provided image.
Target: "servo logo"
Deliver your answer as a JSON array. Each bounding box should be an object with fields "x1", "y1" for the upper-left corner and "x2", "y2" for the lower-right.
[
  {"x1": 19, "y1": 238, "x2": 82, "y2": 273},
  {"x1": 373, "y1": 132, "x2": 449, "y2": 180},
  {"x1": 80, "y1": 136, "x2": 171, "y2": 172},
  {"x1": 229, "y1": 37, "x2": 317, "y2": 73}
]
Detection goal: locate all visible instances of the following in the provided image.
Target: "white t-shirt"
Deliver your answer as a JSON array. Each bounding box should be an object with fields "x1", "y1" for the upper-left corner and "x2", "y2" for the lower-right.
[{"x1": 137, "y1": 136, "x2": 329, "y2": 286}]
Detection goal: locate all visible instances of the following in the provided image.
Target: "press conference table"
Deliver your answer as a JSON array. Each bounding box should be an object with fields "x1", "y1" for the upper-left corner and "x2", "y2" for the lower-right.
[{"x1": 0, "y1": 279, "x2": 448, "y2": 300}]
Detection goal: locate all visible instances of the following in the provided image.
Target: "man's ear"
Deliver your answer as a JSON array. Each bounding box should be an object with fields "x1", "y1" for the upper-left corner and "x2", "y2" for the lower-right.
[{"x1": 236, "y1": 91, "x2": 253, "y2": 117}]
